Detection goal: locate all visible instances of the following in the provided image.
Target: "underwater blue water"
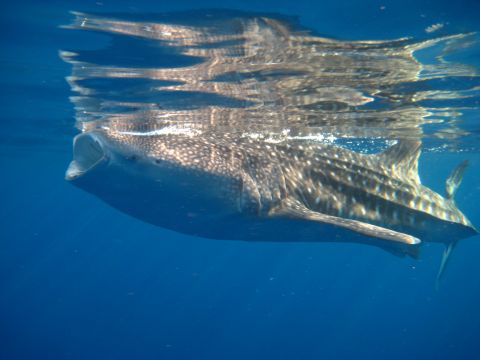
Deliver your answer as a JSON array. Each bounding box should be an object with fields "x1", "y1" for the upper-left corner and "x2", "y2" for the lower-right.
[{"x1": 1, "y1": 1, "x2": 480, "y2": 359}]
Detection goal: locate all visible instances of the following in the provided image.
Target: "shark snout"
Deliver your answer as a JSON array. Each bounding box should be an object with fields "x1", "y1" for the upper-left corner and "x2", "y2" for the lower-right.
[{"x1": 66, "y1": 132, "x2": 108, "y2": 181}]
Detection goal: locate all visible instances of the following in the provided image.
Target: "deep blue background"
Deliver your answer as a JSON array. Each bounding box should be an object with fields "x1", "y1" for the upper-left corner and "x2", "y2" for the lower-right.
[{"x1": 1, "y1": 1, "x2": 480, "y2": 359}]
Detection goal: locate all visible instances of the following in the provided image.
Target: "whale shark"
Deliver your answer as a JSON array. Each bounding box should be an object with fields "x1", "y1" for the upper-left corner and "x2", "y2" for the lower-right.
[
  {"x1": 61, "y1": 11, "x2": 479, "y2": 283},
  {"x1": 65, "y1": 126, "x2": 477, "y2": 281}
]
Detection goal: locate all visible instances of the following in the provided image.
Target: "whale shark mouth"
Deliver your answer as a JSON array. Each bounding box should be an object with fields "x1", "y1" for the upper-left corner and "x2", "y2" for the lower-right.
[{"x1": 65, "y1": 133, "x2": 107, "y2": 180}]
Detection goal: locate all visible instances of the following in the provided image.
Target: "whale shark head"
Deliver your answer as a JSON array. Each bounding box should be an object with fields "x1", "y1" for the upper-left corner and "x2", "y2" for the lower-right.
[
  {"x1": 65, "y1": 128, "x2": 247, "y2": 234},
  {"x1": 66, "y1": 132, "x2": 110, "y2": 181}
]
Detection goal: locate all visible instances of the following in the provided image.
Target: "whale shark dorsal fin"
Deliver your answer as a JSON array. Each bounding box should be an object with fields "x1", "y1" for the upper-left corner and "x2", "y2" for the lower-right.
[
  {"x1": 271, "y1": 199, "x2": 421, "y2": 245},
  {"x1": 445, "y1": 160, "x2": 469, "y2": 201},
  {"x1": 378, "y1": 140, "x2": 422, "y2": 183}
]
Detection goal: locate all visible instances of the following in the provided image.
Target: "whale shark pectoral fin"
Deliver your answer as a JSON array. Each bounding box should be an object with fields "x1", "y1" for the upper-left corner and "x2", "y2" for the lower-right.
[
  {"x1": 445, "y1": 160, "x2": 469, "y2": 201},
  {"x1": 271, "y1": 199, "x2": 421, "y2": 245}
]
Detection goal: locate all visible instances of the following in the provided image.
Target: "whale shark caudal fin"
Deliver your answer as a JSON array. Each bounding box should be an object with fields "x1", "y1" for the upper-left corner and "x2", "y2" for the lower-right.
[
  {"x1": 436, "y1": 241, "x2": 458, "y2": 290},
  {"x1": 445, "y1": 160, "x2": 469, "y2": 201},
  {"x1": 377, "y1": 140, "x2": 422, "y2": 184},
  {"x1": 435, "y1": 160, "x2": 471, "y2": 289},
  {"x1": 271, "y1": 199, "x2": 421, "y2": 245}
]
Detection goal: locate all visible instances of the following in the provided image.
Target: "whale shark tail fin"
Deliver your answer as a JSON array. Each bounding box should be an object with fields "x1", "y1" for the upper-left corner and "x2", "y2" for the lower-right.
[
  {"x1": 445, "y1": 160, "x2": 469, "y2": 203},
  {"x1": 436, "y1": 160, "x2": 475, "y2": 289},
  {"x1": 435, "y1": 241, "x2": 458, "y2": 290}
]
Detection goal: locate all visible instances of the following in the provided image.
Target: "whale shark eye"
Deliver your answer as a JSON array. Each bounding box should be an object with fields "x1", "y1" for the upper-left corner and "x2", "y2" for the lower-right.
[{"x1": 125, "y1": 155, "x2": 137, "y2": 161}]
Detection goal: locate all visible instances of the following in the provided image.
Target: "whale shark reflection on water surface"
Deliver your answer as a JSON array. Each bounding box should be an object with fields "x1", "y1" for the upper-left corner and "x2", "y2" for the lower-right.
[{"x1": 61, "y1": 11, "x2": 479, "y2": 279}]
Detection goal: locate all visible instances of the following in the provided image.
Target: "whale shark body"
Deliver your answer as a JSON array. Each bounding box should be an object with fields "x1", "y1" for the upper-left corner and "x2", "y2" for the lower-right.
[
  {"x1": 66, "y1": 127, "x2": 477, "y2": 268},
  {"x1": 62, "y1": 11, "x2": 479, "y2": 282}
]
